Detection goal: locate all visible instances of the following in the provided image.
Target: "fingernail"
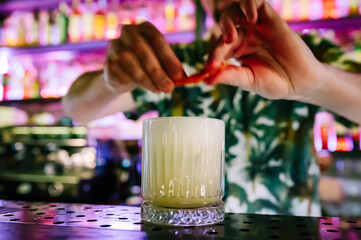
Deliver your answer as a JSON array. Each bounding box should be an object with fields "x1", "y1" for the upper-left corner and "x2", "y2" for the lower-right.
[
  {"x1": 223, "y1": 32, "x2": 232, "y2": 44},
  {"x1": 160, "y1": 80, "x2": 173, "y2": 93},
  {"x1": 153, "y1": 87, "x2": 161, "y2": 94}
]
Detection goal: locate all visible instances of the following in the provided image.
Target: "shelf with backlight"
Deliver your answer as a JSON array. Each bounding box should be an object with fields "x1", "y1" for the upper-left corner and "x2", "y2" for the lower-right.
[
  {"x1": 0, "y1": 0, "x2": 73, "y2": 13},
  {"x1": 288, "y1": 16, "x2": 361, "y2": 32},
  {"x1": 0, "y1": 138, "x2": 87, "y2": 147},
  {"x1": 0, "y1": 98, "x2": 61, "y2": 105},
  {"x1": 0, "y1": 30, "x2": 196, "y2": 56},
  {"x1": 1, "y1": 16, "x2": 361, "y2": 57}
]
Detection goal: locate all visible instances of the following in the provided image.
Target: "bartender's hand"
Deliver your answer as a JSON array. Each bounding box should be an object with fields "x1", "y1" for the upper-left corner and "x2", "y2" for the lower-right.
[
  {"x1": 105, "y1": 22, "x2": 185, "y2": 94},
  {"x1": 206, "y1": 0, "x2": 326, "y2": 100}
]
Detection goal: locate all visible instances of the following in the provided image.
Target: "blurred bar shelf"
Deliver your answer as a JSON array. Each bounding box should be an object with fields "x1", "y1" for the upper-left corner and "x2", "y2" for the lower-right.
[
  {"x1": 0, "y1": 0, "x2": 73, "y2": 13},
  {"x1": 0, "y1": 98, "x2": 61, "y2": 105},
  {"x1": 0, "y1": 172, "x2": 81, "y2": 184},
  {"x1": 0, "y1": 31, "x2": 195, "y2": 56},
  {"x1": 1, "y1": 17, "x2": 360, "y2": 57},
  {"x1": 289, "y1": 17, "x2": 361, "y2": 31},
  {"x1": 0, "y1": 138, "x2": 87, "y2": 147}
]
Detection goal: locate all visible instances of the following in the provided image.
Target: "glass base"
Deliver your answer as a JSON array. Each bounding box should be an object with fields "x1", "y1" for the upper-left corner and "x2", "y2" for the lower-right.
[{"x1": 141, "y1": 200, "x2": 224, "y2": 226}]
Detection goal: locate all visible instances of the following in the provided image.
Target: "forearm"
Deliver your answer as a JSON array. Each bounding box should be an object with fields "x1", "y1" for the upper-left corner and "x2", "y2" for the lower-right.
[
  {"x1": 62, "y1": 70, "x2": 134, "y2": 123},
  {"x1": 295, "y1": 63, "x2": 361, "y2": 125}
]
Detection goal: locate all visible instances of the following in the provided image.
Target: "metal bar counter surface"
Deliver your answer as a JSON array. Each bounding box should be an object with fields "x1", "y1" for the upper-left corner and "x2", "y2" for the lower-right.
[{"x1": 0, "y1": 200, "x2": 360, "y2": 240}]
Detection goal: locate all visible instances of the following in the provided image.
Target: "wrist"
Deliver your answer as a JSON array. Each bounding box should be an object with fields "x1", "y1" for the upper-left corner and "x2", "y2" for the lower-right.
[{"x1": 287, "y1": 62, "x2": 329, "y2": 104}]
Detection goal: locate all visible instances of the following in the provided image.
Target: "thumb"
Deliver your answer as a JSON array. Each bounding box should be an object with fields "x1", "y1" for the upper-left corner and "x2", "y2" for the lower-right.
[{"x1": 206, "y1": 64, "x2": 254, "y2": 91}]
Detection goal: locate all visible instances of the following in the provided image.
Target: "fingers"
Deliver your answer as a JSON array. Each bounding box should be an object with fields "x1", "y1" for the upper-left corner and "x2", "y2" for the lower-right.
[
  {"x1": 107, "y1": 22, "x2": 184, "y2": 94},
  {"x1": 219, "y1": 3, "x2": 245, "y2": 44},
  {"x1": 137, "y1": 22, "x2": 186, "y2": 81},
  {"x1": 121, "y1": 26, "x2": 174, "y2": 93},
  {"x1": 219, "y1": 0, "x2": 264, "y2": 43},
  {"x1": 106, "y1": 50, "x2": 161, "y2": 94},
  {"x1": 239, "y1": 0, "x2": 259, "y2": 24}
]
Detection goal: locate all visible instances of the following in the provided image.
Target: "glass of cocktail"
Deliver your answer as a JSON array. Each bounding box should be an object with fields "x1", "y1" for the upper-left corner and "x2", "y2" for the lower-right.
[{"x1": 141, "y1": 117, "x2": 225, "y2": 226}]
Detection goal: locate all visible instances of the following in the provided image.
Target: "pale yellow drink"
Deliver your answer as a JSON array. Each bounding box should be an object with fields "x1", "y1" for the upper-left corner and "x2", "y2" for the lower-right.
[{"x1": 142, "y1": 117, "x2": 225, "y2": 209}]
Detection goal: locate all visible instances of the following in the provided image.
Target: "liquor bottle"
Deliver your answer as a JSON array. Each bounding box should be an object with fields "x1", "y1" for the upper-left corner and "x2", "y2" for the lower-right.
[
  {"x1": 1, "y1": 74, "x2": 10, "y2": 101},
  {"x1": 178, "y1": 0, "x2": 195, "y2": 31},
  {"x1": 94, "y1": 0, "x2": 106, "y2": 40},
  {"x1": 281, "y1": 0, "x2": 293, "y2": 21},
  {"x1": 120, "y1": 0, "x2": 134, "y2": 25},
  {"x1": 83, "y1": 0, "x2": 95, "y2": 41},
  {"x1": 32, "y1": 10, "x2": 39, "y2": 46},
  {"x1": 18, "y1": 15, "x2": 26, "y2": 46},
  {"x1": 335, "y1": 0, "x2": 350, "y2": 18},
  {"x1": 3, "y1": 15, "x2": 18, "y2": 46},
  {"x1": 23, "y1": 11, "x2": 36, "y2": 45},
  {"x1": 136, "y1": 0, "x2": 150, "y2": 24},
  {"x1": 68, "y1": 0, "x2": 83, "y2": 43},
  {"x1": 349, "y1": 0, "x2": 359, "y2": 15},
  {"x1": 323, "y1": 0, "x2": 336, "y2": 19},
  {"x1": 50, "y1": 10, "x2": 61, "y2": 45},
  {"x1": 292, "y1": 0, "x2": 301, "y2": 21},
  {"x1": 6, "y1": 70, "x2": 24, "y2": 100},
  {"x1": 57, "y1": 2, "x2": 69, "y2": 44},
  {"x1": 39, "y1": 10, "x2": 50, "y2": 46},
  {"x1": 106, "y1": 0, "x2": 119, "y2": 39},
  {"x1": 299, "y1": 0, "x2": 310, "y2": 20},
  {"x1": 309, "y1": 0, "x2": 324, "y2": 20},
  {"x1": 23, "y1": 69, "x2": 36, "y2": 100},
  {"x1": 165, "y1": 0, "x2": 176, "y2": 32},
  {"x1": 0, "y1": 74, "x2": 3, "y2": 101}
]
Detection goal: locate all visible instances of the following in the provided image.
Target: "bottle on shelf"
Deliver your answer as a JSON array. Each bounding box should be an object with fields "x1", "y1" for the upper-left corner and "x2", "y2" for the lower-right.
[
  {"x1": 57, "y1": 2, "x2": 69, "y2": 44},
  {"x1": 32, "y1": 10, "x2": 40, "y2": 46},
  {"x1": 323, "y1": 0, "x2": 337, "y2": 19},
  {"x1": 281, "y1": 0, "x2": 293, "y2": 21},
  {"x1": 335, "y1": 0, "x2": 350, "y2": 18},
  {"x1": 120, "y1": 0, "x2": 136, "y2": 26},
  {"x1": 300, "y1": 0, "x2": 311, "y2": 20},
  {"x1": 177, "y1": 0, "x2": 195, "y2": 31},
  {"x1": 83, "y1": 0, "x2": 95, "y2": 41},
  {"x1": 3, "y1": 13, "x2": 19, "y2": 46},
  {"x1": 50, "y1": 10, "x2": 61, "y2": 45},
  {"x1": 136, "y1": 0, "x2": 150, "y2": 24},
  {"x1": 68, "y1": 0, "x2": 83, "y2": 43},
  {"x1": 309, "y1": 0, "x2": 324, "y2": 20},
  {"x1": 0, "y1": 74, "x2": 10, "y2": 101},
  {"x1": 17, "y1": 14, "x2": 26, "y2": 46},
  {"x1": 6, "y1": 61, "x2": 24, "y2": 100},
  {"x1": 165, "y1": 0, "x2": 176, "y2": 32},
  {"x1": 38, "y1": 10, "x2": 51, "y2": 46},
  {"x1": 23, "y1": 11, "x2": 37, "y2": 45},
  {"x1": 93, "y1": 0, "x2": 106, "y2": 40},
  {"x1": 106, "y1": 0, "x2": 120, "y2": 39},
  {"x1": 349, "y1": 0, "x2": 359, "y2": 16}
]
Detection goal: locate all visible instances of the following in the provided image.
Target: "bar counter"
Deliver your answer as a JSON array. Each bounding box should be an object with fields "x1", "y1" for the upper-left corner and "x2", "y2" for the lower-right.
[{"x1": 0, "y1": 200, "x2": 360, "y2": 240}]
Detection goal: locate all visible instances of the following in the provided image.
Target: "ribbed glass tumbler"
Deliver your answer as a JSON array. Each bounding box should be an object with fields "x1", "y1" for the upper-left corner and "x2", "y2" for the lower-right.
[{"x1": 141, "y1": 117, "x2": 225, "y2": 226}]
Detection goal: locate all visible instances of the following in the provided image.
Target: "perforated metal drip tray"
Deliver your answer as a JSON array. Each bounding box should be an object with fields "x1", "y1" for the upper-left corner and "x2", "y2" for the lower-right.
[{"x1": 1, "y1": 200, "x2": 361, "y2": 240}]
